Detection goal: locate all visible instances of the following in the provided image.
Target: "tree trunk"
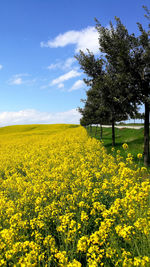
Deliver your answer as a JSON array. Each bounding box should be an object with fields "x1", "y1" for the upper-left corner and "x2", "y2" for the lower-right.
[
  {"x1": 89, "y1": 125, "x2": 92, "y2": 133},
  {"x1": 100, "y1": 124, "x2": 103, "y2": 140},
  {"x1": 112, "y1": 120, "x2": 115, "y2": 146},
  {"x1": 95, "y1": 125, "x2": 98, "y2": 137},
  {"x1": 144, "y1": 101, "x2": 149, "y2": 166}
]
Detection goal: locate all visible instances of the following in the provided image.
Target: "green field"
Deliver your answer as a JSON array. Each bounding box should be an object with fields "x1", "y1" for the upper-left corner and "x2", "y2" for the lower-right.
[{"x1": 87, "y1": 126, "x2": 145, "y2": 165}]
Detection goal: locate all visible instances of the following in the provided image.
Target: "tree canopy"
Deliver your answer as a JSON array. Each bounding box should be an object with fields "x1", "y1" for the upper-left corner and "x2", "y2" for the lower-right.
[{"x1": 76, "y1": 6, "x2": 150, "y2": 165}]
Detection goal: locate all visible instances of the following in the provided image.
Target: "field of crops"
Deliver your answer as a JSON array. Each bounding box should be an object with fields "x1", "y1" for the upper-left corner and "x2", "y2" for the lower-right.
[{"x1": 0, "y1": 124, "x2": 149, "y2": 266}]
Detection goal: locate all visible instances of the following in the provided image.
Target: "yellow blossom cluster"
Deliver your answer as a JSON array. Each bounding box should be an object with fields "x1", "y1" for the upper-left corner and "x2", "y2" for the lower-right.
[{"x1": 0, "y1": 124, "x2": 149, "y2": 266}]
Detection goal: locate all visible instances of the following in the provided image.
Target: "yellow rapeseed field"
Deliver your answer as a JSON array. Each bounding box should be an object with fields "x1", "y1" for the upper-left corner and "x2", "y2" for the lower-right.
[{"x1": 0, "y1": 124, "x2": 149, "y2": 266}]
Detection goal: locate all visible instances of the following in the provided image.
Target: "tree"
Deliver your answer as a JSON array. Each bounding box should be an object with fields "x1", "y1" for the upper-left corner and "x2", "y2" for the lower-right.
[
  {"x1": 78, "y1": 83, "x2": 112, "y2": 139},
  {"x1": 96, "y1": 8, "x2": 150, "y2": 165},
  {"x1": 130, "y1": 112, "x2": 145, "y2": 124},
  {"x1": 136, "y1": 15, "x2": 150, "y2": 166},
  {"x1": 84, "y1": 84, "x2": 112, "y2": 139},
  {"x1": 76, "y1": 47, "x2": 137, "y2": 146}
]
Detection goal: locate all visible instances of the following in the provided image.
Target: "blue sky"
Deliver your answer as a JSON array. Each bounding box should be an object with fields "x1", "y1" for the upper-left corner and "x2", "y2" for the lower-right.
[{"x1": 0, "y1": 0, "x2": 149, "y2": 125}]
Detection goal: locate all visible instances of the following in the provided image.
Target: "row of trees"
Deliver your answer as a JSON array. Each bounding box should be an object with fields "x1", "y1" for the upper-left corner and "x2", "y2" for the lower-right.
[{"x1": 76, "y1": 6, "x2": 150, "y2": 166}]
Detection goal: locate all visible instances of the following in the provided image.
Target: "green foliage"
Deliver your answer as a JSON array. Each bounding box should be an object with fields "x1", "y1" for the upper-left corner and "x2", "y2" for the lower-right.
[{"x1": 76, "y1": 5, "x2": 150, "y2": 165}]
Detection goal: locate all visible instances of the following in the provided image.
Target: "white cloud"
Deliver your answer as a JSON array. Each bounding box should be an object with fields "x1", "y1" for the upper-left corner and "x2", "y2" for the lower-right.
[
  {"x1": 0, "y1": 64, "x2": 3, "y2": 70},
  {"x1": 0, "y1": 109, "x2": 81, "y2": 126},
  {"x1": 8, "y1": 74, "x2": 36, "y2": 86},
  {"x1": 14, "y1": 73, "x2": 29, "y2": 78},
  {"x1": 69, "y1": 80, "x2": 85, "y2": 92},
  {"x1": 51, "y1": 70, "x2": 81, "y2": 86},
  {"x1": 64, "y1": 57, "x2": 76, "y2": 69},
  {"x1": 41, "y1": 26, "x2": 99, "y2": 54},
  {"x1": 47, "y1": 62, "x2": 62, "y2": 70},
  {"x1": 47, "y1": 57, "x2": 76, "y2": 71},
  {"x1": 11, "y1": 77, "x2": 23, "y2": 85},
  {"x1": 8, "y1": 74, "x2": 27, "y2": 85},
  {"x1": 58, "y1": 83, "x2": 64, "y2": 89}
]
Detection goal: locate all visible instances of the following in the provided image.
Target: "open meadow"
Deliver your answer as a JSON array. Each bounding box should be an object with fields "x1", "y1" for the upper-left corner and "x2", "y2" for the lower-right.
[
  {"x1": 0, "y1": 124, "x2": 149, "y2": 266},
  {"x1": 87, "y1": 126, "x2": 146, "y2": 166}
]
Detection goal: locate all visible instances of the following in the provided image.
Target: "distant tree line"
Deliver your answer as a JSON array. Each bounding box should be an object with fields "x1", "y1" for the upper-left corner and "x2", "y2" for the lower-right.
[{"x1": 75, "y1": 6, "x2": 150, "y2": 166}]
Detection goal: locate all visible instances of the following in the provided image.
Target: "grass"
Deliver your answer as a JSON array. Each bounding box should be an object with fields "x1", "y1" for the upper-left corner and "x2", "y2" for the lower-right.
[
  {"x1": 118, "y1": 122, "x2": 144, "y2": 126},
  {"x1": 87, "y1": 125, "x2": 145, "y2": 166}
]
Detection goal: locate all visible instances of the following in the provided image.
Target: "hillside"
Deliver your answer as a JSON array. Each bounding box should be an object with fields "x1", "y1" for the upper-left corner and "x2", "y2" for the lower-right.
[{"x1": 0, "y1": 124, "x2": 149, "y2": 266}]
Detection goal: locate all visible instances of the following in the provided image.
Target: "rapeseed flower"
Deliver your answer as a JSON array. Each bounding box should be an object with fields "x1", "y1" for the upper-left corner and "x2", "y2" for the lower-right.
[{"x1": 0, "y1": 125, "x2": 149, "y2": 266}]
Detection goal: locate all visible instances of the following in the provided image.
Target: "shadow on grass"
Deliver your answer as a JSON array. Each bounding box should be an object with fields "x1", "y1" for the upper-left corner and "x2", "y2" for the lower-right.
[
  {"x1": 104, "y1": 137, "x2": 144, "y2": 149},
  {"x1": 86, "y1": 126, "x2": 146, "y2": 167}
]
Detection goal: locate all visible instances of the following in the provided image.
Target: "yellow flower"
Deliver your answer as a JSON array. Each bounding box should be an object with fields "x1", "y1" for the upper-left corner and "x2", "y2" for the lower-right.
[
  {"x1": 137, "y1": 153, "x2": 142, "y2": 159},
  {"x1": 0, "y1": 124, "x2": 149, "y2": 265},
  {"x1": 141, "y1": 166, "x2": 147, "y2": 172},
  {"x1": 122, "y1": 143, "x2": 128, "y2": 150},
  {"x1": 77, "y1": 236, "x2": 89, "y2": 252},
  {"x1": 81, "y1": 211, "x2": 89, "y2": 222},
  {"x1": 68, "y1": 259, "x2": 82, "y2": 267}
]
